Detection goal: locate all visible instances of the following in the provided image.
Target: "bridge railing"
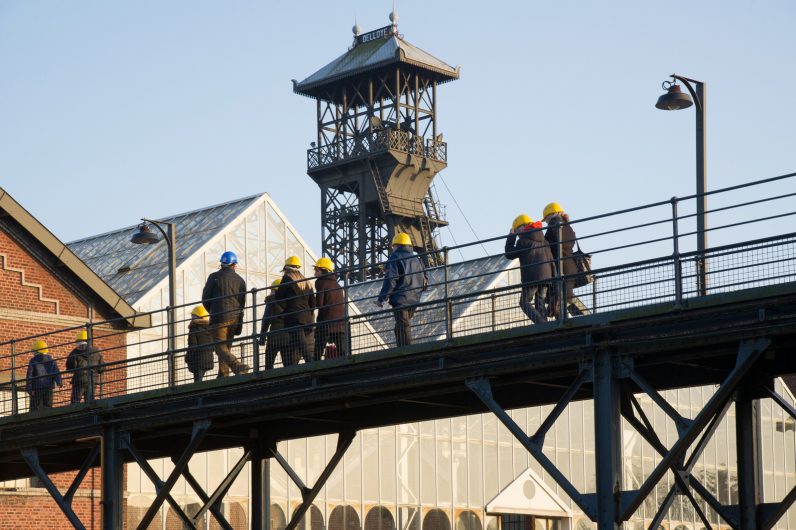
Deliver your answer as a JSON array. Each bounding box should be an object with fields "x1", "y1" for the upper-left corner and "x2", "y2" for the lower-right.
[{"x1": 1, "y1": 172, "x2": 795, "y2": 417}]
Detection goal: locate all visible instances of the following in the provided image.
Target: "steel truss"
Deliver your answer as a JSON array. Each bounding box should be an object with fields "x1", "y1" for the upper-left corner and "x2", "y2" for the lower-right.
[{"x1": 468, "y1": 338, "x2": 795, "y2": 530}]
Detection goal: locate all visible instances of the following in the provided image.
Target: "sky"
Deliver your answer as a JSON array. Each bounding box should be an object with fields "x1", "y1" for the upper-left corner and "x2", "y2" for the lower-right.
[{"x1": 1, "y1": 1, "x2": 795, "y2": 266}]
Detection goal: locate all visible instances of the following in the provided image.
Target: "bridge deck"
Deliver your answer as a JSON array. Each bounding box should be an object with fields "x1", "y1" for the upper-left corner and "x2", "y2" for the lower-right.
[{"x1": 1, "y1": 282, "x2": 795, "y2": 483}]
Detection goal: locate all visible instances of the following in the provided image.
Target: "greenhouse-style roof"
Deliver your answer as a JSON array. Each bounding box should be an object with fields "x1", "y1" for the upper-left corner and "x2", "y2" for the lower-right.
[{"x1": 68, "y1": 194, "x2": 262, "y2": 304}]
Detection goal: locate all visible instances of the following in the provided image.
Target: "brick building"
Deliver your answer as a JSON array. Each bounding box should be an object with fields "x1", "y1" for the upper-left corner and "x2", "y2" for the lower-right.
[{"x1": 0, "y1": 187, "x2": 148, "y2": 529}]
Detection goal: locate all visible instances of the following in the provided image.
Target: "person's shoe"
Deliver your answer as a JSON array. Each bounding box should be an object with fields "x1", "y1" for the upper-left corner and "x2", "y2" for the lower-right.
[{"x1": 236, "y1": 363, "x2": 251, "y2": 375}]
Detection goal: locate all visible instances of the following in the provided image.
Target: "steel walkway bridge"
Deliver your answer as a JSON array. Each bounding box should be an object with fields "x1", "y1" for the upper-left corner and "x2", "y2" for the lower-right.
[{"x1": 1, "y1": 173, "x2": 796, "y2": 530}]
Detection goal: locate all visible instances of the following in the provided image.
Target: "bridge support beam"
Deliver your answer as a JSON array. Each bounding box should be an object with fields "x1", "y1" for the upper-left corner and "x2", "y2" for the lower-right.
[
  {"x1": 593, "y1": 352, "x2": 621, "y2": 530},
  {"x1": 736, "y1": 381, "x2": 762, "y2": 530},
  {"x1": 274, "y1": 430, "x2": 356, "y2": 530},
  {"x1": 21, "y1": 444, "x2": 100, "y2": 530},
  {"x1": 102, "y1": 426, "x2": 124, "y2": 530},
  {"x1": 252, "y1": 440, "x2": 270, "y2": 530}
]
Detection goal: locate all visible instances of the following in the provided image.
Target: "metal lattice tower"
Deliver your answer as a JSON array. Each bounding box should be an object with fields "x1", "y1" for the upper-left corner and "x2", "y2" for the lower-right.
[{"x1": 293, "y1": 12, "x2": 459, "y2": 280}]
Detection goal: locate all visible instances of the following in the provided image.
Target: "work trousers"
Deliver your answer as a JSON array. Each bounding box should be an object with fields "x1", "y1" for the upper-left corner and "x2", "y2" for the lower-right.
[
  {"x1": 519, "y1": 284, "x2": 549, "y2": 324},
  {"x1": 282, "y1": 328, "x2": 315, "y2": 366},
  {"x1": 393, "y1": 306, "x2": 416, "y2": 347},
  {"x1": 30, "y1": 389, "x2": 53, "y2": 411},
  {"x1": 213, "y1": 321, "x2": 244, "y2": 377},
  {"x1": 264, "y1": 331, "x2": 288, "y2": 369}
]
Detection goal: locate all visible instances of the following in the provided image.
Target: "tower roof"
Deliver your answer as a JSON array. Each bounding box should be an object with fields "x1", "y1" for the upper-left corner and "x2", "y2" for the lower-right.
[{"x1": 293, "y1": 24, "x2": 459, "y2": 102}]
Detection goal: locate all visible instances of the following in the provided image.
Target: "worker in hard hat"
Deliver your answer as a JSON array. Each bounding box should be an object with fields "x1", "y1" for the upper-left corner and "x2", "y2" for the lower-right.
[
  {"x1": 542, "y1": 202, "x2": 580, "y2": 316},
  {"x1": 273, "y1": 256, "x2": 316, "y2": 365},
  {"x1": 66, "y1": 329, "x2": 104, "y2": 403},
  {"x1": 504, "y1": 214, "x2": 556, "y2": 323},
  {"x1": 185, "y1": 305, "x2": 214, "y2": 383},
  {"x1": 25, "y1": 339, "x2": 62, "y2": 411},
  {"x1": 259, "y1": 279, "x2": 287, "y2": 369},
  {"x1": 313, "y1": 257, "x2": 347, "y2": 360},
  {"x1": 377, "y1": 232, "x2": 428, "y2": 347},
  {"x1": 201, "y1": 251, "x2": 251, "y2": 377}
]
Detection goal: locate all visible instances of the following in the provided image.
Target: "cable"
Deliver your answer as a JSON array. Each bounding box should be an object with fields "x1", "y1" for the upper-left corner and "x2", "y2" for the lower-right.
[{"x1": 438, "y1": 174, "x2": 489, "y2": 256}]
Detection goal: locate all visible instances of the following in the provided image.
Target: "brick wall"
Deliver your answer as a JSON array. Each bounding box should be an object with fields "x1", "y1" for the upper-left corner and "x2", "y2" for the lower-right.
[{"x1": 0, "y1": 224, "x2": 132, "y2": 528}]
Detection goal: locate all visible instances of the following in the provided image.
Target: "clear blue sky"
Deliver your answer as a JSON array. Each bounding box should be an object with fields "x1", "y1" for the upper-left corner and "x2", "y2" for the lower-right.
[{"x1": 1, "y1": 1, "x2": 794, "y2": 261}]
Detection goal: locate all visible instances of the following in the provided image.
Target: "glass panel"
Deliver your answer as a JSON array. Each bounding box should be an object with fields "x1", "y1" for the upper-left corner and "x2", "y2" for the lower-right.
[
  {"x1": 468, "y1": 441, "x2": 483, "y2": 506},
  {"x1": 483, "y1": 442, "x2": 499, "y2": 501},
  {"x1": 437, "y1": 438, "x2": 452, "y2": 505},
  {"x1": 452, "y1": 417, "x2": 467, "y2": 440},
  {"x1": 499, "y1": 443, "x2": 514, "y2": 485},
  {"x1": 483, "y1": 414, "x2": 497, "y2": 443},
  {"x1": 286, "y1": 228, "x2": 305, "y2": 275},
  {"x1": 436, "y1": 418, "x2": 451, "y2": 438},
  {"x1": 398, "y1": 435, "x2": 419, "y2": 504},
  {"x1": 345, "y1": 434, "x2": 362, "y2": 502},
  {"x1": 468, "y1": 415, "x2": 482, "y2": 441},
  {"x1": 363, "y1": 431, "x2": 379, "y2": 502},
  {"x1": 307, "y1": 435, "x2": 325, "y2": 487},
  {"x1": 267, "y1": 204, "x2": 286, "y2": 277},
  {"x1": 380, "y1": 431, "x2": 397, "y2": 503},
  {"x1": 289, "y1": 438, "x2": 307, "y2": 501},
  {"x1": 399, "y1": 507, "x2": 420, "y2": 530},
  {"x1": 453, "y1": 440, "x2": 467, "y2": 505},
  {"x1": 326, "y1": 434, "x2": 344, "y2": 500},
  {"x1": 421, "y1": 436, "x2": 436, "y2": 505}
]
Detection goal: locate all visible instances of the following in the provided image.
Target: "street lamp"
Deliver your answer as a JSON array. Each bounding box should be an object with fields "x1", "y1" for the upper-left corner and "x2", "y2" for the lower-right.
[
  {"x1": 656, "y1": 74, "x2": 708, "y2": 296},
  {"x1": 131, "y1": 219, "x2": 177, "y2": 387}
]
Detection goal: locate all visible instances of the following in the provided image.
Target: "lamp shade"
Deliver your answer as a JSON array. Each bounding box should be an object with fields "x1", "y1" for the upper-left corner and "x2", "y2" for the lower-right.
[
  {"x1": 130, "y1": 223, "x2": 160, "y2": 245},
  {"x1": 655, "y1": 84, "x2": 693, "y2": 111}
]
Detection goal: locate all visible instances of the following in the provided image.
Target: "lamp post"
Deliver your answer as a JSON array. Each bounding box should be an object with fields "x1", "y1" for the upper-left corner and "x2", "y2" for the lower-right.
[
  {"x1": 656, "y1": 74, "x2": 708, "y2": 296},
  {"x1": 131, "y1": 219, "x2": 177, "y2": 387}
]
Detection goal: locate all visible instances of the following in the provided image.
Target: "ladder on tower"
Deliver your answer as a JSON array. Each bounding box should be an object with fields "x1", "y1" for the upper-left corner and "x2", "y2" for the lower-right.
[
  {"x1": 367, "y1": 158, "x2": 391, "y2": 215},
  {"x1": 418, "y1": 214, "x2": 441, "y2": 266}
]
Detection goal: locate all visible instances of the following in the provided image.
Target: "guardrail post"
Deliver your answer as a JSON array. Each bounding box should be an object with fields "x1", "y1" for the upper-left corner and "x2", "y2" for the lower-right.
[
  {"x1": 556, "y1": 224, "x2": 566, "y2": 325},
  {"x1": 344, "y1": 272, "x2": 352, "y2": 357},
  {"x1": 490, "y1": 293, "x2": 497, "y2": 332},
  {"x1": 671, "y1": 197, "x2": 684, "y2": 307},
  {"x1": 251, "y1": 288, "x2": 260, "y2": 373},
  {"x1": 591, "y1": 277, "x2": 598, "y2": 315},
  {"x1": 86, "y1": 321, "x2": 95, "y2": 403},
  {"x1": 10, "y1": 340, "x2": 18, "y2": 416},
  {"x1": 443, "y1": 247, "x2": 452, "y2": 339}
]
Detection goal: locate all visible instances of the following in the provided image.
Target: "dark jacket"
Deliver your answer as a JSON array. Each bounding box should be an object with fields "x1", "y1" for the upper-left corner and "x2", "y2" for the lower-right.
[
  {"x1": 274, "y1": 268, "x2": 316, "y2": 327},
  {"x1": 378, "y1": 246, "x2": 428, "y2": 307},
  {"x1": 186, "y1": 320, "x2": 214, "y2": 374},
  {"x1": 260, "y1": 293, "x2": 285, "y2": 334},
  {"x1": 315, "y1": 274, "x2": 346, "y2": 333},
  {"x1": 202, "y1": 266, "x2": 247, "y2": 325},
  {"x1": 25, "y1": 353, "x2": 62, "y2": 392},
  {"x1": 65, "y1": 344, "x2": 103, "y2": 385},
  {"x1": 544, "y1": 215, "x2": 578, "y2": 277},
  {"x1": 504, "y1": 223, "x2": 556, "y2": 284}
]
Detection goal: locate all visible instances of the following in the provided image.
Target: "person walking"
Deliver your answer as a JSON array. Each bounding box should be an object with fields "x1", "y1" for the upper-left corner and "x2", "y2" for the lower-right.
[
  {"x1": 25, "y1": 340, "x2": 62, "y2": 411},
  {"x1": 313, "y1": 257, "x2": 347, "y2": 360},
  {"x1": 201, "y1": 251, "x2": 250, "y2": 377},
  {"x1": 377, "y1": 233, "x2": 428, "y2": 347},
  {"x1": 185, "y1": 305, "x2": 214, "y2": 383},
  {"x1": 504, "y1": 214, "x2": 556, "y2": 323},
  {"x1": 66, "y1": 329, "x2": 103, "y2": 403},
  {"x1": 543, "y1": 202, "x2": 580, "y2": 316},
  {"x1": 259, "y1": 279, "x2": 287, "y2": 369},
  {"x1": 273, "y1": 256, "x2": 316, "y2": 365}
]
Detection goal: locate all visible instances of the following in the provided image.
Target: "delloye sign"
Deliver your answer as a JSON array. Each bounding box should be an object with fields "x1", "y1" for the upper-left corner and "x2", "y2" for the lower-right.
[{"x1": 358, "y1": 25, "x2": 393, "y2": 45}]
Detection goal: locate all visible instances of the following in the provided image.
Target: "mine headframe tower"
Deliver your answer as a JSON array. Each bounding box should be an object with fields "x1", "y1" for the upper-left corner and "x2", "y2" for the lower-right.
[{"x1": 293, "y1": 12, "x2": 460, "y2": 280}]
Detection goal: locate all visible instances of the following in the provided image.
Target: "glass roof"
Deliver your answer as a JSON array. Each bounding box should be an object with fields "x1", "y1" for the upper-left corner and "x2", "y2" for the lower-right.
[
  {"x1": 67, "y1": 194, "x2": 262, "y2": 304},
  {"x1": 347, "y1": 254, "x2": 511, "y2": 346}
]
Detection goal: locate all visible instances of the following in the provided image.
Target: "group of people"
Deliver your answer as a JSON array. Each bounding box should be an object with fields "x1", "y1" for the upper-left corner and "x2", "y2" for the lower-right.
[
  {"x1": 24, "y1": 331, "x2": 103, "y2": 411},
  {"x1": 24, "y1": 213, "x2": 576, "y2": 407},
  {"x1": 504, "y1": 201, "x2": 581, "y2": 323}
]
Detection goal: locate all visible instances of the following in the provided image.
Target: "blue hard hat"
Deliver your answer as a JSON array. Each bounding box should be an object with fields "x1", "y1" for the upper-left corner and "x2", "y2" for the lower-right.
[{"x1": 220, "y1": 251, "x2": 238, "y2": 266}]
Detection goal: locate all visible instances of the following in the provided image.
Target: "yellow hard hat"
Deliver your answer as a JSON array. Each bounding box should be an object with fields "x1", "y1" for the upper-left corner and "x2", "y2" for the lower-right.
[
  {"x1": 76, "y1": 329, "x2": 88, "y2": 341},
  {"x1": 315, "y1": 257, "x2": 334, "y2": 272},
  {"x1": 543, "y1": 202, "x2": 564, "y2": 220},
  {"x1": 284, "y1": 255, "x2": 302, "y2": 269},
  {"x1": 392, "y1": 232, "x2": 412, "y2": 246},
  {"x1": 512, "y1": 214, "x2": 533, "y2": 232},
  {"x1": 191, "y1": 305, "x2": 209, "y2": 318},
  {"x1": 32, "y1": 339, "x2": 48, "y2": 354},
  {"x1": 271, "y1": 278, "x2": 282, "y2": 287}
]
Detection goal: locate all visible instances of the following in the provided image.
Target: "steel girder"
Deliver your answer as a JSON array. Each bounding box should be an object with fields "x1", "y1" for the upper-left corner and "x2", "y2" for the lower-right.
[
  {"x1": 468, "y1": 337, "x2": 789, "y2": 530},
  {"x1": 20, "y1": 441, "x2": 100, "y2": 530},
  {"x1": 270, "y1": 430, "x2": 356, "y2": 530}
]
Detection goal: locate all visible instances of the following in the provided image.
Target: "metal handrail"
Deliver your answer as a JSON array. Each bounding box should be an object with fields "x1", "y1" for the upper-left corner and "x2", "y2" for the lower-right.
[{"x1": 1, "y1": 171, "x2": 795, "y2": 417}]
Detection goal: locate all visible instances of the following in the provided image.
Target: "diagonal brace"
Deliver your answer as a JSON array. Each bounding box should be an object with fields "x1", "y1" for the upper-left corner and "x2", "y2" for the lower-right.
[
  {"x1": 177, "y1": 449, "x2": 251, "y2": 529},
  {"x1": 21, "y1": 448, "x2": 86, "y2": 530},
  {"x1": 123, "y1": 420, "x2": 210, "y2": 530},
  {"x1": 531, "y1": 368, "x2": 589, "y2": 447},
  {"x1": 179, "y1": 466, "x2": 234, "y2": 530},
  {"x1": 620, "y1": 337, "x2": 770, "y2": 521},
  {"x1": 64, "y1": 442, "x2": 101, "y2": 505},
  {"x1": 466, "y1": 377, "x2": 596, "y2": 520},
  {"x1": 278, "y1": 430, "x2": 356, "y2": 530},
  {"x1": 628, "y1": 368, "x2": 692, "y2": 436}
]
